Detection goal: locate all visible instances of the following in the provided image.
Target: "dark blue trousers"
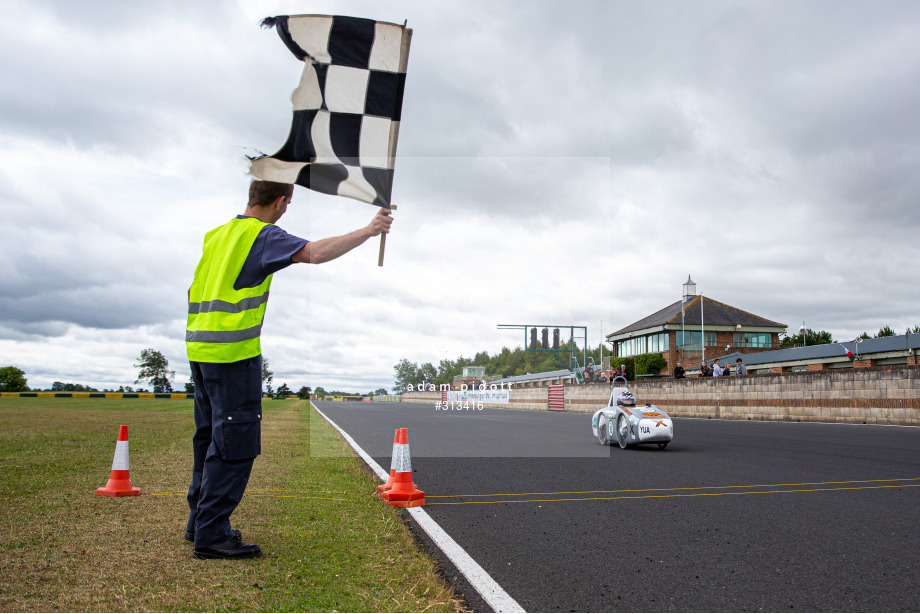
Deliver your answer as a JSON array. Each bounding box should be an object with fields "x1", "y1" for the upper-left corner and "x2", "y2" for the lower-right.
[{"x1": 186, "y1": 356, "x2": 263, "y2": 548}]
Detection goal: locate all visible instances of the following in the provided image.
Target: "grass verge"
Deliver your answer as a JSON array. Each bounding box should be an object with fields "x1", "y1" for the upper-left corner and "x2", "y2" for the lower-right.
[{"x1": 0, "y1": 398, "x2": 462, "y2": 612}]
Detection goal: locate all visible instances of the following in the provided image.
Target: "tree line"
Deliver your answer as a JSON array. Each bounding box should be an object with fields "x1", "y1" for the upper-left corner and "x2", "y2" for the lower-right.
[
  {"x1": 0, "y1": 349, "x2": 315, "y2": 397},
  {"x1": 781, "y1": 324, "x2": 920, "y2": 348},
  {"x1": 6, "y1": 322, "x2": 915, "y2": 395},
  {"x1": 1, "y1": 348, "x2": 371, "y2": 399},
  {"x1": 393, "y1": 342, "x2": 614, "y2": 392},
  {"x1": 394, "y1": 322, "x2": 920, "y2": 392}
]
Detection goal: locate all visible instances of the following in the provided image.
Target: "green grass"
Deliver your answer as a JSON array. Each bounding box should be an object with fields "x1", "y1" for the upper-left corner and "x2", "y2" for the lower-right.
[{"x1": 0, "y1": 398, "x2": 462, "y2": 612}]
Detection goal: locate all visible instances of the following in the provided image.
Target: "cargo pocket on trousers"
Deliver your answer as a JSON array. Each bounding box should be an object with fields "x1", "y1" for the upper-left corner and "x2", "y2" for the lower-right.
[{"x1": 220, "y1": 403, "x2": 262, "y2": 460}]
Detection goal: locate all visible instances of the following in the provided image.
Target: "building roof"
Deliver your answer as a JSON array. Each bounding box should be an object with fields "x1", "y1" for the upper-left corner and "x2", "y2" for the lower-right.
[
  {"x1": 608, "y1": 296, "x2": 786, "y2": 338},
  {"x1": 489, "y1": 369, "x2": 574, "y2": 385},
  {"x1": 693, "y1": 332, "x2": 920, "y2": 370}
]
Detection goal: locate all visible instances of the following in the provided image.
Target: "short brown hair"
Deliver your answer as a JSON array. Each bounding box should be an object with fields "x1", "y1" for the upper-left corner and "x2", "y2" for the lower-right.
[{"x1": 248, "y1": 180, "x2": 294, "y2": 207}]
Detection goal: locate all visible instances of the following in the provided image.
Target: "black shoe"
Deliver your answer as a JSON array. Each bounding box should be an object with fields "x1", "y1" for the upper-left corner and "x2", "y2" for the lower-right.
[
  {"x1": 193, "y1": 535, "x2": 261, "y2": 560},
  {"x1": 185, "y1": 528, "x2": 241, "y2": 543}
]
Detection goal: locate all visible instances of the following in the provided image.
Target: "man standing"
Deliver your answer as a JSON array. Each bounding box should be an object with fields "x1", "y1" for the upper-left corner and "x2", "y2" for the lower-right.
[
  {"x1": 735, "y1": 357, "x2": 747, "y2": 375},
  {"x1": 711, "y1": 358, "x2": 724, "y2": 377},
  {"x1": 185, "y1": 180, "x2": 392, "y2": 559},
  {"x1": 673, "y1": 362, "x2": 685, "y2": 379}
]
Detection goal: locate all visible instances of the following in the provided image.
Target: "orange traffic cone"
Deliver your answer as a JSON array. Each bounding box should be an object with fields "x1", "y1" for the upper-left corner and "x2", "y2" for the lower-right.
[
  {"x1": 95, "y1": 425, "x2": 140, "y2": 497},
  {"x1": 377, "y1": 428, "x2": 400, "y2": 494},
  {"x1": 381, "y1": 428, "x2": 424, "y2": 508}
]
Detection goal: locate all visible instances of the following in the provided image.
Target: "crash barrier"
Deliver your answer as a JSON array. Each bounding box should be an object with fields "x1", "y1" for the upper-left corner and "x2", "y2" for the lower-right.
[
  {"x1": 95, "y1": 425, "x2": 140, "y2": 497},
  {"x1": 400, "y1": 365, "x2": 920, "y2": 425},
  {"x1": 0, "y1": 392, "x2": 194, "y2": 399},
  {"x1": 548, "y1": 385, "x2": 564, "y2": 411},
  {"x1": 372, "y1": 394, "x2": 401, "y2": 402},
  {"x1": 403, "y1": 386, "x2": 548, "y2": 411},
  {"x1": 445, "y1": 389, "x2": 510, "y2": 405}
]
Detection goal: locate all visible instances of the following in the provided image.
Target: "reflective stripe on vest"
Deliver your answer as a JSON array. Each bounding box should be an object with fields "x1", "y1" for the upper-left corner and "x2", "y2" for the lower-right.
[
  {"x1": 188, "y1": 293, "x2": 270, "y2": 315},
  {"x1": 186, "y1": 217, "x2": 272, "y2": 363},
  {"x1": 185, "y1": 324, "x2": 263, "y2": 344}
]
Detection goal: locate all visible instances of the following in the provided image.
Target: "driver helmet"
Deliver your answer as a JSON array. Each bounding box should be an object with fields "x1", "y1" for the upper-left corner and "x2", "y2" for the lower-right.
[{"x1": 616, "y1": 391, "x2": 636, "y2": 407}]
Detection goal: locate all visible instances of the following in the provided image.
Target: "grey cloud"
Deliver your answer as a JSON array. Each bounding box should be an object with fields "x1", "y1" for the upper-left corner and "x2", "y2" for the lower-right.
[
  {"x1": 0, "y1": 284, "x2": 179, "y2": 331},
  {"x1": 0, "y1": 1, "x2": 287, "y2": 153},
  {"x1": 394, "y1": 156, "x2": 613, "y2": 219},
  {"x1": 0, "y1": 321, "x2": 70, "y2": 341},
  {"x1": 25, "y1": 0, "x2": 235, "y2": 32},
  {"x1": 0, "y1": 226, "x2": 188, "y2": 330}
]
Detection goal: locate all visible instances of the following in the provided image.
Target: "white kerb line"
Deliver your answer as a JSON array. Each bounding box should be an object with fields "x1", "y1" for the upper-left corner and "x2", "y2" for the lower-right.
[{"x1": 311, "y1": 402, "x2": 525, "y2": 614}]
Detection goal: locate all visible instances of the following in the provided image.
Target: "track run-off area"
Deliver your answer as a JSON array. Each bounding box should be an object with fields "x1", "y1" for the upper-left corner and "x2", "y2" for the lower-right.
[{"x1": 313, "y1": 400, "x2": 920, "y2": 612}]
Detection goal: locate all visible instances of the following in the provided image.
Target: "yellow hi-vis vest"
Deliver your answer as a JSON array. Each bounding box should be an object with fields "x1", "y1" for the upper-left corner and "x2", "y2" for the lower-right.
[{"x1": 186, "y1": 217, "x2": 272, "y2": 363}]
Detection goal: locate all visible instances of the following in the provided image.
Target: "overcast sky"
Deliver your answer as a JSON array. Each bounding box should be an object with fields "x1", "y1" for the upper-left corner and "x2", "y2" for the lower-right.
[{"x1": 1, "y1": 0, "x2": 918, "y2": 392}]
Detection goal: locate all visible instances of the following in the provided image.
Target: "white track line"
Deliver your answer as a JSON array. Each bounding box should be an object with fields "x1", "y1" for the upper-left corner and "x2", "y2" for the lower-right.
[
  {"x1": 311, "y1": 402, "x2": 525, "y2": 613},
  {"x1": 680, "y1": 416, "x2": 919, "y2": 428}
]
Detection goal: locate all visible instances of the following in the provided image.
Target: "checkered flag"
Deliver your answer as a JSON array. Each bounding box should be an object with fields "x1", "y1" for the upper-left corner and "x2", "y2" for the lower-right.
[{"x1": 249, "y1": 15, "x2": 412, "y2": 209}]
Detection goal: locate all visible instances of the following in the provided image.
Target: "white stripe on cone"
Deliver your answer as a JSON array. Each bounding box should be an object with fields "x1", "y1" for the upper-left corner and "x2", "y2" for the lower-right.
[
  {"x1": 111, "y1": 440, "x2": 130, "y2": 471},
  {"x1": 394, "y1": 442, "x2": 411, "y2": 473},
  {"x1": 389, "y1": 440, "x2": 399, "y2": 469}
]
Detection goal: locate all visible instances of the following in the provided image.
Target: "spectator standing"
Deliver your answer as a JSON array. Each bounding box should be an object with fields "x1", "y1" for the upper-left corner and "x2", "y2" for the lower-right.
[
  {"x1": 712, "y1": 358, "x2": 724, "y2": 377},
  {"x1": 699, "y1": 359, "x2": 710, "y2": 377},
  {"x1": 673, "y1": 362, "x2": 685, "y2": 379},
  {"x1": 735, "y1": 358, "x2": 747, "y2": 375}
]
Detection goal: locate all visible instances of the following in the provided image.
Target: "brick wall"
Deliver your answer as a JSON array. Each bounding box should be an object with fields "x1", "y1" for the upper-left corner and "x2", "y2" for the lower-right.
[
  {"x1": 400, "y1": 387, "x2": 548, "y2": 411},
  {"x1": 504, "y1": 387, "x2": 549, "y2": 410},
  {"x1": 397, "y1": 367, "x2": 920, "y2": 425},
  {"x1": 567, "y1": 366, "x2": 920, "y2": 425},
  {"x1": 400, "y1": 391, "x2": 441, "y2": 402}
]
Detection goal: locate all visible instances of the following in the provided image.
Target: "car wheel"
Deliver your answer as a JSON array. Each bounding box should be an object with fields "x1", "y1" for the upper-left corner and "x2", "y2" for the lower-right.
[
  {"x1": 597, "y1": 416, "x2": 610, "y2": 445},
  {"x1": 657, "y1": 442, "x2": 668, "y2": 449},
  {"x1": 616, "y1": 414, "x2": 629, "y2": 449}
]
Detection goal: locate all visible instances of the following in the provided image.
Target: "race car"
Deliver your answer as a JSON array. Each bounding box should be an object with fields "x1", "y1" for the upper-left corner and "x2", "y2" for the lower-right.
[{"x1": 591, "y1": 377, "x2": 673, "y2": 449}]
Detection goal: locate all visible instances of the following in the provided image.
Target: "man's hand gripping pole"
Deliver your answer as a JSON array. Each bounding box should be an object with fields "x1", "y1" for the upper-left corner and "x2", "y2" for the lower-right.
[{"x1": 377, "y1": 205, "x2": 396, "y2": 267}]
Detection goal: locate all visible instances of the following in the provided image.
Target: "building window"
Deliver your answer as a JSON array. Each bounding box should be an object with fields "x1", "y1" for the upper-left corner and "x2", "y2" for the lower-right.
[
  {"x1": 617, "y1": 338, "x2": 643, "y2": 357},
  {"x1": 647, "y1": 332, "x2": 669, "y2": 353},
  {"x1": 617, "y1": 332, "x2": 669, "y2": 357},
  {"x1": 676, "y1": 331, "x2": 716, "y2": 350},
  {"x1": 734, "y1": 332, "x2": 771, "y2": 348}
]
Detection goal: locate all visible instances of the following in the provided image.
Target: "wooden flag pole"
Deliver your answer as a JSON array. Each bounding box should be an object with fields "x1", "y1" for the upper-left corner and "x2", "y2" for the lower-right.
[{"x1": 377, "y1": 205, "x2": 396, "y2": 267}]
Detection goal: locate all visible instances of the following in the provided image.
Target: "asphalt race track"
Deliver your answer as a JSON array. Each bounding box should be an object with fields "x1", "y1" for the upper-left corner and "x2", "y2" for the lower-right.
[{"x1": 314, "y1": 401, "x2": 920, "y2": 612}]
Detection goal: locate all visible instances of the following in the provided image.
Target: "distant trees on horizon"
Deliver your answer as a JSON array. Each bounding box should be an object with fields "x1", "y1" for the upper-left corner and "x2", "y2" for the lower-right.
[{"x1": 6, "y1": 323, "x2": 920, "y2": 394}]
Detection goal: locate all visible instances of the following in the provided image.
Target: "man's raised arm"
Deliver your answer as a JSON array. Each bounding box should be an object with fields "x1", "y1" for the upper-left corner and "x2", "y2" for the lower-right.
[{"x1": 293, "y1": 208, "x2": 393, "y2": 265}]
